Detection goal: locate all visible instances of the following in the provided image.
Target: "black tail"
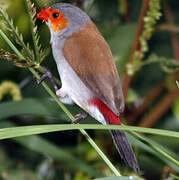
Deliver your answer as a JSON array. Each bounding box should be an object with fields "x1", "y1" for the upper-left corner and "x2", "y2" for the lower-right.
[{"x1": 110, "y1": 130, "x2": 140, "y2": 175}]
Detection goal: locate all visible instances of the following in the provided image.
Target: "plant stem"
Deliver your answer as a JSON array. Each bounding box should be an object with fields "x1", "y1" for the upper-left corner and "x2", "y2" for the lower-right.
[
  {"x1": 29, "y1": 68, "x2": 75, "y2": 122},
  {"x1": 1, "y1": 124, "x2": 179, "y2": 139},
  {"x1": 24, "y1": 0, "x2": 40, "y2": 62},
  {"x1": 137, "y1": 1, "x2": 179, "y2": 128},
  {"x1": 122, "y1": 0, "x2": 150, "y2": 98},
  {"x1": 126, "y1": 82, "x2": 164, "y2": 124},
  {"x1": 138, "y1": 89, "x2": 179, "y2": 127},
  {"x1": 163, "y1": 1, "x2": 179, "y2": 60},
  {"x1": 79, "y1": 129, "x2": 121, "y2": 176},
  {"x1": 0, "y1": 29, "x2": 121, "y2": 176}
]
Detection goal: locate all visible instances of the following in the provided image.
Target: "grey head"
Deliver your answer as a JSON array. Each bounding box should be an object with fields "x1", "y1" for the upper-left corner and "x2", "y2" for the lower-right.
[{"x1": 49, "y1": 3, "x2": 91, "y2": 40}]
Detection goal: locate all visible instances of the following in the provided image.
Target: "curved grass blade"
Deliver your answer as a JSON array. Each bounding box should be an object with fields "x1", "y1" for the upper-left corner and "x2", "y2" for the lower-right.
[
  {"x1": 126, "y1": 133, "x2": 179, "y2": 172},
  {"x1": 0, "y1": 124, "x2": 179, "y2": 141},
  {"x1": 94, "y1": 177, "x2": 141, "y2": 180}
]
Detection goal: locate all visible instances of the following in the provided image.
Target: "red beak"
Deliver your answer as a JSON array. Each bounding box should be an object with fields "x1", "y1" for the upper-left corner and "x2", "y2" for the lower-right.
[{"x1": 37, "y1": 8, "x2": 49, "y2": 22}]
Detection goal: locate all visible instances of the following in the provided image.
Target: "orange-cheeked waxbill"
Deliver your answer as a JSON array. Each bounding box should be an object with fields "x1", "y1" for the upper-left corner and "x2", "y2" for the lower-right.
[{"x1": 37, "y1": 3, "x2": 140, "y2": 174}]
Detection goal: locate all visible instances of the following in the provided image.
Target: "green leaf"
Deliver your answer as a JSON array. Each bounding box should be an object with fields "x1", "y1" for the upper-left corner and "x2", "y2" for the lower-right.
[
  {"x1": 0, "y1": 98, "x2": 77, "y2": 121},
  {"x1": 94, "y1": 176, "x2": 141, "y2": 180},
  {"x1": 0, "y1": 124, "x2": 179, "y2": 140}
]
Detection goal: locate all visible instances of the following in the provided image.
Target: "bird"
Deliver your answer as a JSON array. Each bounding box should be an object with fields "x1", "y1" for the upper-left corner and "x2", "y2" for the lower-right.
[{"x1": 37, "y1": 3, "x2": 140, "y2": 175}]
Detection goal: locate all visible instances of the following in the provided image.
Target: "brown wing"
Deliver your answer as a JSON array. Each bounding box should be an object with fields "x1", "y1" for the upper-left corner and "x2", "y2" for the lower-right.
[{"x1": 63, "y1": 22, "x2": 124, "y2": 115}]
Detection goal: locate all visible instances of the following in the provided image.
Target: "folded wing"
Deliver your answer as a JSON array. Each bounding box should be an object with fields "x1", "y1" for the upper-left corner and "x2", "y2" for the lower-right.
[{"x1": 63, "y1": 22, "x2": 124, "y2": 115}]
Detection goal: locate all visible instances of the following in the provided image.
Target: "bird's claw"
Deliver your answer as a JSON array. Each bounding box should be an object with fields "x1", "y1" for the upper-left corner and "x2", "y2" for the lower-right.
[
  {"x1": 36, "y1": 66, "x2": 59, "y2": 91},
  {"x1": 72, "y1": 112, "x2": 88, "y2": 124}
]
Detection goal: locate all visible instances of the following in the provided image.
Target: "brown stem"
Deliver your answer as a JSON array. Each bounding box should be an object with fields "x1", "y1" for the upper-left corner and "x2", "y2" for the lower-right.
[
  {"x1": 163, "y1": 1, "x2": 179, "y2": 60},
  {"x1": 124, "y1": 0, "x2": 131, "y2": 23},
  {"x1": 127, "y1": 82, "x2": 165, "y2": 124},
  {"x1": 122, "y1": 75, "x2": 131, "y2": 99},
  {"x1": 122, "y1": 0, "x2": 150, "y2": 99},
  {"x1": 156, "y1": 24, "x2": 179, "y2": 33},
  {"x1": 138, "y1": 89, "x2": 179, "y2": 127},
  {"x1": 137, "y1": 1, "x2": 179, "y2": 127}
]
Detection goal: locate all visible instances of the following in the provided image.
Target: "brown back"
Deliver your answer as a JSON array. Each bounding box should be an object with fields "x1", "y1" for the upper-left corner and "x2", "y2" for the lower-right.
[{"x1": 63, "y1": 22, "x2": 124, "y2": 115}]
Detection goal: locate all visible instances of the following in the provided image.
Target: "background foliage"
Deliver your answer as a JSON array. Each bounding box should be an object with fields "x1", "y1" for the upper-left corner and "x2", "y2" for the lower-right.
[{"x1": 0, "y1": 0, "x2": 179, "y2": 179}]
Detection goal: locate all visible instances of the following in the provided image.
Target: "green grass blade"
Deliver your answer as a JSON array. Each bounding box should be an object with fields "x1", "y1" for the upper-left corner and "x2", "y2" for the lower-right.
[
  {"x1": 94, "y1": 177, "x2": 141, "y2": 180},
  {"x1": 1, "y1": 119, "x2": 179, "y2": 167},
  {"x1": 79, "y1": 129, "x2": 121, "y2": 176},
  {"x1": 126, "y1": 133, "x2": 179, "y2": 172},
  {"x1": 0, "y1": 124, "x2": 179, "y2": 140},
  {"x1": 129, "y1": 131, "x2": 179, "y2": 167}
]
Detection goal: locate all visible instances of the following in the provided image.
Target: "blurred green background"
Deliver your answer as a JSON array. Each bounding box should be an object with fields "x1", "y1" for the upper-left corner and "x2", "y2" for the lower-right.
[{"x1": 0, "y1": 0, "x2": 179, "y2": 179}]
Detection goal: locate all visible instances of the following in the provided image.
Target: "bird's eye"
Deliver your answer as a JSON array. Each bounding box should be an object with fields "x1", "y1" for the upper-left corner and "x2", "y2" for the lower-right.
[{"x1": 52, "y1": 12, "x2": 59, "y2": 18}]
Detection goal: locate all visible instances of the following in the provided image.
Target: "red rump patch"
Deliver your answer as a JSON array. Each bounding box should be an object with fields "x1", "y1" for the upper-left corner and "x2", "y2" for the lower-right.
[{"x1": 88, "y1": 98, "x2": 121, "y2": 125}]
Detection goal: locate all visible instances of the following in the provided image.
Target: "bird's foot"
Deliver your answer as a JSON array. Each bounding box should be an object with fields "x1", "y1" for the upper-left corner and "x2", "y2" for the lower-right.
[
  {"x1": 72, "y1": 112, "x2": 88, "y2": 124},
  {"x1": 36, "y1": 66, "x2": 58, "y2": 91},
  {"x1": 56, "y1": 88, "x2": 66, "y2": 97}
]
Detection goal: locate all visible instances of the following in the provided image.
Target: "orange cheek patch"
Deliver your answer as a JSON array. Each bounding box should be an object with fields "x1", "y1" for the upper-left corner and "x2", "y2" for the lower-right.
[{"x1": 51, "y1": 16, "x2": 68, "y2": 32}]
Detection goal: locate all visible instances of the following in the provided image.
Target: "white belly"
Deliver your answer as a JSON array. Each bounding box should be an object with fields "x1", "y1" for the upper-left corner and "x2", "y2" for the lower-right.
[{"x1": 53, "y1": 49, "x2": 93, "y2": 111}]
